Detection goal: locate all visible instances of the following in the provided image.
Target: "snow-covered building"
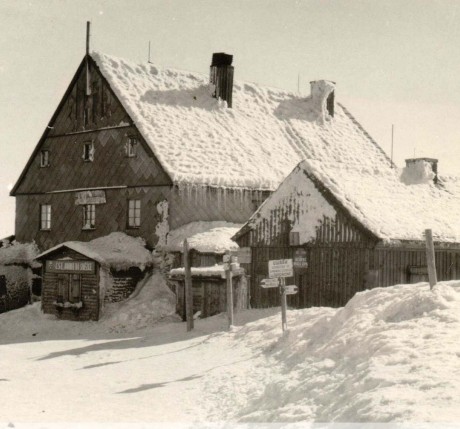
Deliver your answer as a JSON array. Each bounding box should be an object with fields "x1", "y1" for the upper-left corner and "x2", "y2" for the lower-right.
[
  {"x1": 233, "y1": 158, "x2": 460, "y2": 309},
  {"x1": 10, "y1": 37, "x2": 422, "y2": 314}
]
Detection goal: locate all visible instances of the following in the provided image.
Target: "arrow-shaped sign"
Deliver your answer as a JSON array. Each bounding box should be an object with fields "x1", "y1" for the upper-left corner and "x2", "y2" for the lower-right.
[
  {"x1": 284, "y1": 285, "x2": 298, "y2": 295},
  {"x1": 260, "y1": 278, "x2": 279, "y2": 288}
]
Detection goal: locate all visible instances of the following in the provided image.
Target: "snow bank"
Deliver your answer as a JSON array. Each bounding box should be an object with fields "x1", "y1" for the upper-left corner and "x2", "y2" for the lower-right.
[
  {"x1": 0, "y1": 241, "x2": 40, "y2": 267},
  {"x1": 37, "y1": 232, "x2": 152, "y2": 271},
  {"x1": 101, "y1": 272, "x2": 178, "y2": 332},
  {"x1": 92, "y1": 52, "x2": 391, "y2": 190},
  {"x1": 162, "y1": 221, "x2": 242, "y2": 253},
  {"x1": 225, "y1": 281, "x2": 460, "y2": 422}
]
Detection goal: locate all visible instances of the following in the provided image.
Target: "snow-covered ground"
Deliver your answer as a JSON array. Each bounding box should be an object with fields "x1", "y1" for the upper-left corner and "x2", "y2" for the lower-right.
[{"x1": 1, "y1": 277, "x2": 460, "y2": 427}]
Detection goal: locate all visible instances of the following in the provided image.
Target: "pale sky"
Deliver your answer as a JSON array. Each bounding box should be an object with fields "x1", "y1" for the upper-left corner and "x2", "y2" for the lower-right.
[{"x1": 1, "y1": 0, "x2": 460, "y2": 237}]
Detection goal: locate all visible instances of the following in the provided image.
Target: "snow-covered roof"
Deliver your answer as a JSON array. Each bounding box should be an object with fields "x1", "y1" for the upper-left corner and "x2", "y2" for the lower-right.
[
  {"x1": 238, "y1": 159, "x2": 460, "y2": 244},
  {"x1": 35, "y1": 232, "x2": 152, "y2": 270},
  {"x1": 160, "y1": 221, "x2": 242, "y2": 254},
  {"x1": 0, "y1": 241, "x2": 40, "y2": 267},
  {"x1": 91, "y1": 52, "x2": 391, "y2": 190}
]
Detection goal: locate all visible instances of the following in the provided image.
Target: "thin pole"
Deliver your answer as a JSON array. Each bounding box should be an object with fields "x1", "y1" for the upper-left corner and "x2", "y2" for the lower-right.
[
  {"x1": 148, "y1": 41, "x2": 151, "y2": 63},
  {"x1": 280, "y1": 277, "x2": 287, "y2": 332},
  {"x1": 297, "y1": 73, "x2": 300, "y2": 95},
  {"x1": 225, "y1": 251, "x2": 234, "y2": 329},
  {"x1": 425, "y1": 229, "x2": 437, "y2": 290},
  {"x1": 391, "y1": 124, "x2": 394, "y2": 168},
  {"x1": 183, "y1": 239, "x2": 194, "y2": 331},
  {"x1": 86, "y1": 21, "x2": 90, "y2": 55}
]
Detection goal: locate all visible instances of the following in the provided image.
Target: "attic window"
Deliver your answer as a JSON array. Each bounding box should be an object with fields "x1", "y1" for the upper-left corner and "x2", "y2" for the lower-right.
[
  {"x1": 40, "y1": 150, "x2": 50, "y2": 167},
  {"x1": 126, "y1": 137, "x2": 137, "y2": 158},
  {"x1": 83, "y1": 142, "x2": 94, "y2": 162}
]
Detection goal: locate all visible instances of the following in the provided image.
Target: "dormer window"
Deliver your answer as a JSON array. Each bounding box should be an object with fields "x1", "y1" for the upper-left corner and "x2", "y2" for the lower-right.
[
  {"x1": 126, "y1": 137, "x2": 137, "y2": 158},
  {"x1": 40, "y1": 150, "x2": 50, "y2": 167},
  {"x1": 83, "y1": 142, "x2": 94, "y2": 162}
]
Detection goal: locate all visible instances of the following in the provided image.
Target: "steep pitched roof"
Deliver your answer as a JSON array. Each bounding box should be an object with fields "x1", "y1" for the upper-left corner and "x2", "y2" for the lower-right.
[
  {"x1": 91, "y1": 52, "x2": 392, "y2": 190},
  {"x1": 236, "y1": 159, "x2": 460, "y2": 244}
]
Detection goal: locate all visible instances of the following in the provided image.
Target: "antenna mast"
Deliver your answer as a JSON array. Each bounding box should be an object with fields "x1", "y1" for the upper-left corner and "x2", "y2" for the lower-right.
[
  {"x1": 148, "y1": 41, "x2": 152, "y2": 63},
  {"x1": 86, "y1": 21, "x2": 91, "y2": 96}
]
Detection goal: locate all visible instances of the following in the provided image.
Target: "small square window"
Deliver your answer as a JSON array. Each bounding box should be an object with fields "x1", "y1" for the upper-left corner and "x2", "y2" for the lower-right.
[
  {"x1": 40, "y1": 204, "x2": 51, "y2": 230},
  {"x1": 40, "y1": 150, "x2": 50, "y2": 167},
  {"x1": 82, "y1": 204, "x2": 96, "y2": 229},
  {"x1": 128, "y1": 199, "x2": 141, "y2": 228},
  {"x1": 83, "y1": 142, "x2": 94, "y2": 162},
  {"x1": 126, "y1": 137, "x2": 137, "y2": 158}
]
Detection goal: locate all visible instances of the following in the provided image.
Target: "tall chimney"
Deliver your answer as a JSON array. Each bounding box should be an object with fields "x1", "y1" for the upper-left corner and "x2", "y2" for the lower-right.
[{"x1": 210, "y1": 53, "x2": 234, "y2": 108}]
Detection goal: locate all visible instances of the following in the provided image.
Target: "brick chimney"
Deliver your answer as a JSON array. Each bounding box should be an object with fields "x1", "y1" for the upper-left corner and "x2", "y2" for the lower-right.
[
  {"x1": 405, "y1": 158, "x2": 438, "y2": 184},
  {"x1": 210, "y1": 53, "x2": 234, "y2": 108}
]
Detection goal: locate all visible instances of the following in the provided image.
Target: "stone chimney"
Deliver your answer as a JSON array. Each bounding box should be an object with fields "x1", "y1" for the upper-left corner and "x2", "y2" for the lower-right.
[
  {"x1": 404, "y1": 158, "x2": 438, "y2": 185},
  {"x1": 210, "y1": 53, "x2": 234, "y2": 108},
  {"x1": 310, "y1": 80, "x2": 336, "y2": 119}
]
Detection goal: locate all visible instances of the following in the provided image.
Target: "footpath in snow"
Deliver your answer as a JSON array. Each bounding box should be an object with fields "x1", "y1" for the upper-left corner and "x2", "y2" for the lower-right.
[{"x1": 1, "y1": 277, "x2": 460, "y2": 426}]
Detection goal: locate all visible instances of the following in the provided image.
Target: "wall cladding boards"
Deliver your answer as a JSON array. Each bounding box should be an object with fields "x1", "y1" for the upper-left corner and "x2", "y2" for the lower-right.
[
  {"x1": 169, "y1": 187, "x2": 270, "y2": 229},
  {"x1": 15, "y1": 187, "x2": 170, "y2": 250}
]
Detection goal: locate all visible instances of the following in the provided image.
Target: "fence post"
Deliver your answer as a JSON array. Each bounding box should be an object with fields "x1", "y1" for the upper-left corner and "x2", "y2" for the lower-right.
[
  {"x1": 224, "y1": 251, "x2": 234, "y2": 329},
  {"x1": 183, "y1": 239, "x2": 194, "y2": 331},
  {"x1": 425, "y1": 229, "x2": 437, "y2": 290}
]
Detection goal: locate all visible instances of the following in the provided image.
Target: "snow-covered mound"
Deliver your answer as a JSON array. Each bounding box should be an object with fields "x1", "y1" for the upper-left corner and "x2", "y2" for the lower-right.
[
  {"x1": 101, "y1": 272, "x2": 178, "y2": 332},
  {"x1": 218, "y1": 281, "x2": 460, "y2": 422},
  {"x1": 163, "y1": 221, "x2": 242, "y2": 253}
]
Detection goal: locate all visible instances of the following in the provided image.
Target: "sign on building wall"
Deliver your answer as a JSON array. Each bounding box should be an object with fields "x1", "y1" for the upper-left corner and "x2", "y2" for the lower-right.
[
  {"x1": 46, "y1": 260, "x2": 96, "y2": 274},
  {"x1": 75, "y1": 190, "x2": 106, "y2": 205},
  {"x1": 293, "y1": 248, "x2": 308, "y2": 269}
]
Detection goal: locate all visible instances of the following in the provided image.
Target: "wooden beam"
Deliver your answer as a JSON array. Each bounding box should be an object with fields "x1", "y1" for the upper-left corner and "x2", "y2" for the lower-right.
[
  {"x1": 183, "y1": 239, "x2": 194, "y2": 331},
  {"x1": 425, "y1": 229, "x2": 437, "y2": 289}
]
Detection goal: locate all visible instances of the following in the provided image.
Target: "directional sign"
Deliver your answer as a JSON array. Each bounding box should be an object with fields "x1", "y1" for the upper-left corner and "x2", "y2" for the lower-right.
[
  {"x1": 260, "y1": 278, "x2": 279, "y2": 289},
  {"x1": 293, "y1": 248, "x2": 308, "y2": 269},
  {"x1": 284, "y1": 285, "x2": 298, "y2": 295},
  {"x1": 268, "y1": 259, "x2": 293, "y2": 279}
]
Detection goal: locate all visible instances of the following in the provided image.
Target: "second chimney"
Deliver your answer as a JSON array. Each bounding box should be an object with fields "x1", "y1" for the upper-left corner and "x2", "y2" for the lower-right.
[{"x1": 210, "y1": 53, "x2": 234, "y2": 108}]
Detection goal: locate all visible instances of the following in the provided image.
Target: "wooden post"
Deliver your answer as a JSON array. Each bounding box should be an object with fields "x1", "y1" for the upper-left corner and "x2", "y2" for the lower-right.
[
  {"x1": 183, "y1": 239, "x2": 194, "y2": 331},
  {"x1": 85, "y1": 21, "x2": 91, "y2": 96},
  {"x1": 224, "y1": 252, "x2": 234, "y2": 328},
  {"x1": 425, "y1": 229, "x2": 437, "y2": 290},
  {"x1": 280, "y1": 277, "x2": 287, "y2": 332}
]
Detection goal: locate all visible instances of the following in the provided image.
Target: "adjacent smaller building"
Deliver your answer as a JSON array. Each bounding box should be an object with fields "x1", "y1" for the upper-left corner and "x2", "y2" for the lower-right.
[
  {"x1": 35, "y1": 232, "x2": 152, "y2": 321},
  {"x1": 234, "y1": 158, "x2": 460, "y2": 309}
]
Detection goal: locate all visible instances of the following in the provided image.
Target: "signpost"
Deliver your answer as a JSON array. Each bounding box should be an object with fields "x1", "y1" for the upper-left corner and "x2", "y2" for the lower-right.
[
  {"x1": 224, "y1": 252, "x2": 234, "y2": 329},
  {"x1": 262, "y1": 259, "x2": 301, "y2": 332}
]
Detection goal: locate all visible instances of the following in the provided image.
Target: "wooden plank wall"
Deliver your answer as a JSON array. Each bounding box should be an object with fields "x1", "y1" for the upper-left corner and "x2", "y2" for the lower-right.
[
  {"x1": 16, "y1": 186, "x2": 170, "y2": 250},
  {"x1": 41, "y1": 248, "x2": 100, "y2": 321},
  {"x1": 249, "y1": 246, "x2": 460, "y2": 309}
]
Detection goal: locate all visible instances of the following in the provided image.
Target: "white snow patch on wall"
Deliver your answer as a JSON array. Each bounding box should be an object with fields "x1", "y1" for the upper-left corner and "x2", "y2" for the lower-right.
[{"x1": 154, "y1": 200, "x2": 169, "y2": 247}]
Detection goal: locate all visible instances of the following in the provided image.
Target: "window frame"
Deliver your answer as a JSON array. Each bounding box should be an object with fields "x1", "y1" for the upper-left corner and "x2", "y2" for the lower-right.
[
  {"x1": 126, "y1": 137, "x2": 138, "y2": 158},
  {"x1": 40, "y1": 204, "x2": 51, "y2": 231},
  {"x1": 82, "y1": 204, "x2": 96, "y2": 230},
  {"x1": 57, "y1": 274, "x2": 82, "y2": 304},
  {"x1": 40, "y1": 150, "x2": 50, "y2": 168},
  {"x1": 83, "y1": 142, "x2": 94, "y2": 162},
  {"x1": 127, "y1": 199, "x2": 141, "y2": 229}
]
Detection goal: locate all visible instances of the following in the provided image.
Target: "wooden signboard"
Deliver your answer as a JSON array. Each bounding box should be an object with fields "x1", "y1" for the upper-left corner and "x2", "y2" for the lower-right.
[
  {"x1": 75, "y1": 190, "x2": 106, "y2": 205},
  {"x1": 293, "y1": 248, "x2": 308, "y2": 269},
  {"x1": 46, "y1": 260, "x2": 95, "y2": 274},
  {"x1": 268, "y1": 259, "x2": 293, "y2": 279}
]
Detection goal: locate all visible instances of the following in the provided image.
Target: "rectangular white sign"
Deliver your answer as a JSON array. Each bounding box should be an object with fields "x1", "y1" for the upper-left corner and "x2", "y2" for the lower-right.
[
  {"x1": 75, "y1": 190, "x2": 106, "y2": 205},
  {"x1": 268, "y1": 259, "x2": 293, "y2": 279}
]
